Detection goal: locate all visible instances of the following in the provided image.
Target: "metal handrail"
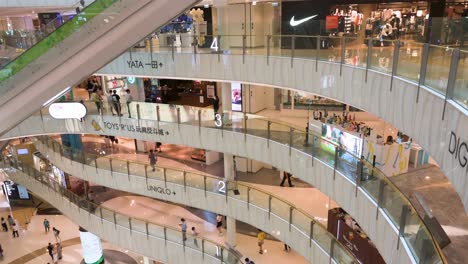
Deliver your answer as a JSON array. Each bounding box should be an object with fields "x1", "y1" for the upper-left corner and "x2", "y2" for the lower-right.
[
  {"x1": 36, "y1": 136, "x2": 358, "y2": 263},
  {"x1": 3, "y1": 159, "x2": 242, "y2": 264}
]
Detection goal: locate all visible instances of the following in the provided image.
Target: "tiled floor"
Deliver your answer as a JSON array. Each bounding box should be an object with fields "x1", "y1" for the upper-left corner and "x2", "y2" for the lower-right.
[{"x1": 390, "y1": 165, "x2": 468, "y2": 264}]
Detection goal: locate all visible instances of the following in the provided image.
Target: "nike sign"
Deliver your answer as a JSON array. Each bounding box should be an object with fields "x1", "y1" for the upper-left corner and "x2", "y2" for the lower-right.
[{"x1": 290, "y1": 15, "x2": 317, "y2": 26}]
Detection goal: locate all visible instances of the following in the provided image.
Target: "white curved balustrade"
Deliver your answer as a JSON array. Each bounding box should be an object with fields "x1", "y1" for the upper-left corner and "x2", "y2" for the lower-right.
[
  {"x1": 0, "y1": 110, "x2": 437, "y2": 264},
  {"x1": 33, "y1": 136, "x2": 357, "y2": 264},
  {"x1": 2, "y1": 165, "x2": 241, "y2": 264},
  {"x1": 98, "y1": 48, "x2": 468, "y2": 214}
]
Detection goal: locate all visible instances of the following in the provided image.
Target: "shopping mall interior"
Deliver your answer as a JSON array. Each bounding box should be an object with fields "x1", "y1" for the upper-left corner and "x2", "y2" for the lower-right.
[{"x1": 0, "y1": 0, "x2": 466, "y2": 263}]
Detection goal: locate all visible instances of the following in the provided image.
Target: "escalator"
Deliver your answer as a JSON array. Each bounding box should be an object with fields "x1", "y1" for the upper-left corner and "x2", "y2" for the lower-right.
[{"x1": 0, "y1": 0, "x2": 198, "y2": 136}]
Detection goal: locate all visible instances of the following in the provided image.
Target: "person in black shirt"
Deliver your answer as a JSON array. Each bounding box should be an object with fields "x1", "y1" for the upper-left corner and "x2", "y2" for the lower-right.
[
  {"x1": 47, "y1": 243, "x2": 54, "y2": 260},
  {"x1": 111, "y1": 90, "x2": 122, "y2": 116}
]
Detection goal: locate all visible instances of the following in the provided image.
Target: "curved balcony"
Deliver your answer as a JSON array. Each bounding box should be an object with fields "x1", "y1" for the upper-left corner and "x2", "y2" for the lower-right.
[
  {"x1": 98, "y1": 35, "x2": 468, "y2": 213},
  {"x1": 1, "y1": 163, "x2": 242, "y2": 264},
  {"x1": 33, "y1": 135, "x2": 357, "y2": 264},
  {"x1": 0, "y1": 101, "x2": 446, "y2": 263}
]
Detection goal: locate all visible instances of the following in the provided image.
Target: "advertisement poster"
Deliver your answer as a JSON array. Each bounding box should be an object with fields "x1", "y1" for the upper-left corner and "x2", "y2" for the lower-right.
[
  {"x1": 80, "y1": 231, "x2": 104, "y2": 264},
  {"x1": 231, "y1": 82, "x2": 242, "y2": 112},
  {"x1": 2, "y1": 181, "x2": 30, "y2": 200},
  {"x1": 321, "y1": 124, "x2": 362, "y2": 156}
]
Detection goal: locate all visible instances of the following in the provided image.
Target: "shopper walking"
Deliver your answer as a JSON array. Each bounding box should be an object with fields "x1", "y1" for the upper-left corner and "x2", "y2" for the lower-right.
[
  {"x1": 284, "y1": 243, "x2": 291, "y2": 252},
  {"x1": 111, "y1": 90, "x2": 122, "y2": 116},
  {"x1": 125, "y1": 89, "x2": 133, "y2": 118},
  {"x1": 0, "y1": 244, "x2": 3, "y2": 258},
  {"x1": 257, "y1": 230, "x2": 265, "y2": 254},
  {"x1": 280, "y1": 171, "x2": 294, "y2": 187},
  {"x1": 244, "y1": 258, "x2": 254, "y2": 264},
  {"x1": 7, "y1": 215, "x2": 14, "y2": 228},
  {"x1": 148, "y1": 150, "x2": 157, "y2": 172},
  {"x1": 56, "y1": 242, "x2": 62, "y2": 260},
  {"x1": 47, "y1": 243, "x2": 54, "y2": 260},
  {"x1": 191, "y1": 226, "x2": 199, "y2": 247},
  {"x1": 52, "y1": 227, "x2": 61, "y2": 242},
  {"x1": 43, "y1": 218, "x2": 50, "y2": 233},
  {"x1": 86, "y1": 80, "x2": 95, "y2": 100},
  {"x1": 91, "y1": 90, "x2": 103, "y2": 114},
  {"x1": 216, "y1": 214, "x2": 223, "y2": 235},
  {"x1": 12, "y1": 223, "x2": 19, "y2": 238},
  {"x1": 106, "y1": 93, "x2": 116, "y2": 115},
  {"x1": 52, "y1": 247, "x2": 59, "y2": 264},
  {"x1": 179, "y1": 218, "x2": 187, "y2": 241},
  {"x1": 1, "y1": 217, "x2": 7, "y2": 232}
]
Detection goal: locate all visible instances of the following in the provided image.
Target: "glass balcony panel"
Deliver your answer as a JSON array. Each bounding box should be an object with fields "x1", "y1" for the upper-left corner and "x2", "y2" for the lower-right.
[
  {"x1": 343, "y1": 37, "x2": 368, "y2": 68},
  {"x1": 424, "y1": 45, "x2": 452, "y2": 95},
  {"x1": 396, "y1": 42, "x2": 423, "y2": 82},
  {"x1": 454, "y1": 50, "x2": 468, "y2": 109},
  {"x1": 318, "y1": 36, "x2": 342, "y2": 63},
  {"x1": 270, "y1": 197, "x2": 290, "y2": 221},
  {"x1": 369, "y1": 40, "x2": 394, "y2": 74}
]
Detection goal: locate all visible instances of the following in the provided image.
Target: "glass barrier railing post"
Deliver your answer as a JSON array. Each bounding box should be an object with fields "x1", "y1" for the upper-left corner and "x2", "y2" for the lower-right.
[
  {"x1": 376, "y1": 180, "x2": 386, "y2": 220},
  {"x1": 171, "y1": 39, "x2": 175, "y2": 62},
  {"x1": 193, "y1": 36, "x2": 198, "y2": 63},
  {"x1": 340, "y1": 37, "x2": 345, "y2": 76},
  {"x1": 242, "y1": 35, "x2": 246, "y2": 64},
  {"x1": 442, "y1": 48, "x2": 460, "y2": 120},
  {"x1": 163, "y1": 168, "x2": 167, "y2": 187},
  {"x1": 247, "y1": 187, "x2": 250, "y2": 210},
  {"x1": 417, "y1": 43, "x2": 430, "y2": 103},
  {"x1": 164, "y1": 227, "x2": 167, "y2": 245},
  {"x1": 202, "y1": 239, "x2": 205, "y2": 259},
  {"x1": 289, "y1": 207, "x2": 293, "y2": 231},
  {"x1": 329, "y1": 239, "x2": 335, "y2": 264},
  {"x1": 128, "y1": 218, "x2": 133, "y2": 234},
  {"x1": 145, "y1": 222, "x2": 149, "y2": 240},
  {"x1": 355, "y1": 156, "x2": 364, "y2": 197},
  {"x1": 289, "y1": 128, "x2": 294, "y2": 156},
  {"x1": 135, "y1": 103, "x2": 141, "y2": 120},
  {"x1": 268, "y1": 195, "x2": 272, "y2": 219},
  {"x1": 333, "y1": 146, "x2": 338, "y2": 180},
  {"x1": 198, "y1": 110, "x2": 202, "y2": 129},
  {"x1": 316, "y1": 36, "x2": 320, "y2": 72},
  {"x1": 109, "y1": 159, "x2": 113, "y2": 174},
  {"x1": 221, "y1": 113, "x2": 225, "y2": 137},
  {"x1": 291, "y1": 36, "x2": 295, "y2": 68},
  {"x1": 225, "y1": 180, "x2": 229, "y2": 203},
  {"x1": 243, "y1": 113, "x2": 248, "y2": 142},
  {"x1": 113, "y1": 211, "x2": 117, "y2": 228},
  {"x1": 177, "y1": 108, "x2": 181, "y2": 125},
  {"x1": 310, "y1": 220, "x2": 315, "y2": 247},
  {"x1": 365, "y1": 38, "x2": 373, "y2": 82},
  {"x1": 126, "y1": 160, "x2": 130, "y2": 179},
  {"x1": 99, "y1": 207, "x2": 103, "y2": 224},
  {"x1": 267, "y1": 121, "x2": 271, "y2": 148},
  {"x1": 397, "y1": 205, "x2": 410, "y2": 250},
  {"x1": 267, "y1": 35, "x2": 271, "y2": 65},
  {"x1": 183, "y1": 171, "x2": 187, "y2": 192},
  {"x1": 390, "y1": 40, "x2": 401, "y2": 92},
  {"x1": 144, "y1": 165, "x2": 150, "y2": 186},
  {"x1": 204, "y1": 176, "x2": 207, "y2": 197},
  {"x1": 156, "y1": 105, "x2": 160, "y2": 128}
]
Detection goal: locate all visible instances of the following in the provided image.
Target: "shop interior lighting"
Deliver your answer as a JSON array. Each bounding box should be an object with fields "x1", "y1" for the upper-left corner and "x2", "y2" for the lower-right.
[
  {"x1": 252, "y1": 1, "x2": 257, "y2": 5},
  {"x1": 204, "y1": 4, "x2": 210, "y2": 8},
  {"x1": 271, "y1": 2, "x2": 279, "y2": 7}
]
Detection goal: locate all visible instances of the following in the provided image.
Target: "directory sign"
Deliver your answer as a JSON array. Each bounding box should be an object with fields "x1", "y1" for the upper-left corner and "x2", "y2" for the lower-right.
[{"x1": 2, "y1": 181, "x2": 30, "y2": 200}]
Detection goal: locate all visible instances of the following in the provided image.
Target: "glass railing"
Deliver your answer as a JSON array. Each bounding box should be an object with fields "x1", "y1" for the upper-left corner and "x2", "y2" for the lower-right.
[
  {"x1": 0, "y1": 0, "x2": 117, "y2": 83},
  {"x1": 129, "y1": 32, "x2": 467, "y2": 110},
  {"x1": 35, "y1": 100, "x2": 446, "y2": 263},
  {"x1": 0, "y1": 158, "x2": 243, "y2": 264},
  {"x1": 35, "y1": 135, "x2": 357, "y2": 264}
]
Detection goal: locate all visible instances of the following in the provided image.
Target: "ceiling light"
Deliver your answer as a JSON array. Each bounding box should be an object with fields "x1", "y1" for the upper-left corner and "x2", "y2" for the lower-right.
[
  {"x1": 271, "y1": 2, "x2": 279, "y2": 7},
  {"x1": 252, "y1": 1, "x2": 257, "y2": 5},
  {"x1": 204, "y1": 4, "x2": 209, "y2": 8}
]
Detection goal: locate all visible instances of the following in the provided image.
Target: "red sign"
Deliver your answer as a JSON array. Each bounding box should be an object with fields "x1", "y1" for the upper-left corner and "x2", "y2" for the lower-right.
[{"x1": 326, "y1": 16, "x2": 339, "y2": 31}]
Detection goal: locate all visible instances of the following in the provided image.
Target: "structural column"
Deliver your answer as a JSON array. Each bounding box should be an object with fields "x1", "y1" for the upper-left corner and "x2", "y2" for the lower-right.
[
  {"x1": 220, "y1": 82, "x2": 232, "y2": 112},
  {"x1": 224, "y1": 153, "x2": 236, "y2": 247}
]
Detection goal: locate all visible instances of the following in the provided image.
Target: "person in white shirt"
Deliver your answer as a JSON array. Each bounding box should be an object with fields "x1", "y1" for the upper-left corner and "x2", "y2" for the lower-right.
[{"x1": 124, "y1": 89, "x2": 133, "y2": 118}]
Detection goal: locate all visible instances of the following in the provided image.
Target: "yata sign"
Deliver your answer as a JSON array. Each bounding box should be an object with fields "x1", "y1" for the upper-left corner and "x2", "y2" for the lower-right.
[{"x1": 448, "y1": 132, "x2": 467, "y2": 171}]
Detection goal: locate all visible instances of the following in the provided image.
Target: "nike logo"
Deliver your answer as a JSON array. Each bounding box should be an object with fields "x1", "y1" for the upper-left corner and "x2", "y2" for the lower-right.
[{"x1": 290, "y1": 15, "x2": 317, "y2": 26}]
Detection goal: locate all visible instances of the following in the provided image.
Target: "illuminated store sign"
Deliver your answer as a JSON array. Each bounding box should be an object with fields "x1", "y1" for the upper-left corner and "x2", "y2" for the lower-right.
[
  {"x1": 289, "y1": 15, "x2": 317, "y2": 26},
  {"x1": 49, "y1": 102, "x2": 86, "y2": 120},
  {"x1": 147, "y1": 185, "x2": 175, "y2": 195},
  {"x1": 126, "y1": 60, "x2": 163, "y2": 69}
]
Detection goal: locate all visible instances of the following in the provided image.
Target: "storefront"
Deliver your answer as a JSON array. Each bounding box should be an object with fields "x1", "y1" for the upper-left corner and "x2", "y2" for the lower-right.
[
  {"x1": 328, "y1": 208, "x2": 385, "y2": 264},
  {"x1": 145, "y1": 78, "x2": 217, "y2": 107}
]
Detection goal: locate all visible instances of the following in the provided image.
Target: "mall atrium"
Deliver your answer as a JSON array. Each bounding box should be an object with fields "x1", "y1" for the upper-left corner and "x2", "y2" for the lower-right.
[{"x1": 0, "y1": 0, "x2": 466, "y2": 263}]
